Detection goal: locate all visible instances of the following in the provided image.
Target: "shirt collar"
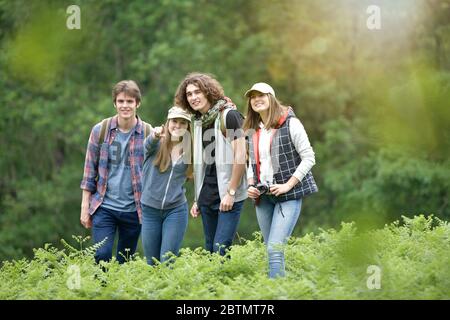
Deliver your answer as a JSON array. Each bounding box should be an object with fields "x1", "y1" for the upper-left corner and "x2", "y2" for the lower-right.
[{"x1": 109, "y1": 115, "x2": 143, "y2": 134}]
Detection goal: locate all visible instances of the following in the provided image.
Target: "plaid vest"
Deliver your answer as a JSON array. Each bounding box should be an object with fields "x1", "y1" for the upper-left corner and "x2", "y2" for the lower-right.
[{"x1": 249, "y1": 110, "x2": 318, "y2": 202}]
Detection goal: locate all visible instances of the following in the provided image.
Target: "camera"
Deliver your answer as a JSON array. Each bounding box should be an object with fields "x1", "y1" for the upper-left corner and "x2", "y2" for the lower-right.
[{"x1": 255, "y1": 182, "x2": 270, "y2": 195}]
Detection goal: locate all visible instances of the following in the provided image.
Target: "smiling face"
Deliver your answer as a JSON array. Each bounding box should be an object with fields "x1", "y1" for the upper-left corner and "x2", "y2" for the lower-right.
[
  {"x1": 114, "y1": 92, "x2": 140, "y2": 121},
  {"x1": 186, "y1": 84, "x2": 211, "y2": 114},
  {"x1": 249, "y1": 91, "x2": 270, "y2": 114},
  {"x1": 168, "y1": 118, "x2": 189, "y2": 139}
]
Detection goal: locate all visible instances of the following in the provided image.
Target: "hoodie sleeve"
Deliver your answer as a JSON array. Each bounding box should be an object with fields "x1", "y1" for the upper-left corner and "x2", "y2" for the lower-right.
[
  {"x1": 289, "y1": 117, "x2": 316, "y2": 182},
  {"x1": 144, "y1": 134, "x2": 160, "y2": 159}
]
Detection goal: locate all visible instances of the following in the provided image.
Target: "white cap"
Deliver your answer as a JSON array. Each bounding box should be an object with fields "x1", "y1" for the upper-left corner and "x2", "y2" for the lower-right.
[
  {"x1": 167, "y1": 106, "x2": 192, "y2": 122},
  {"x1": 244, "y1": 82, "x2": 276, "y2": 97}
]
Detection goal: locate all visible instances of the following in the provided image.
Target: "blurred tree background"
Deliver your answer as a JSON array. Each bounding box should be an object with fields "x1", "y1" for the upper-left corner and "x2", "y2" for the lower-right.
[{"x1": 0, "y1": 0, "x2": 449, "y2": 261}]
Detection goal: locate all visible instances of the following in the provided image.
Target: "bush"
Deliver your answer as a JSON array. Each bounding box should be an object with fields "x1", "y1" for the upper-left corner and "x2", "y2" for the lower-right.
[{"x1": 0, "y1": 215, "x2": 448, "y2": 300}]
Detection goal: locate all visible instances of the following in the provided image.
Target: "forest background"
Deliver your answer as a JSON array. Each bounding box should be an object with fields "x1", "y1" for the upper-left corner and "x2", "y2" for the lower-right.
[{"x1": 0, "y1": 0, "x2": 449, "y2": 261}]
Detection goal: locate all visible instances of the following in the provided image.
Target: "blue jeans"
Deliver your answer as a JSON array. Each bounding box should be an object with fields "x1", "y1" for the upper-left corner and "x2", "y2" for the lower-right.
[
  {"x1": 255, "y1": 195, "x2": 302, "y2": 278},
  {"x1": 141, "y1": 202, "x2": 188, "y2": 265},
  {"x1": 92, "y1": 206, "x2": 141, "y2": 264},
  {"x1": 200, "y1": 200, "x2": 244, "y2": 256}
]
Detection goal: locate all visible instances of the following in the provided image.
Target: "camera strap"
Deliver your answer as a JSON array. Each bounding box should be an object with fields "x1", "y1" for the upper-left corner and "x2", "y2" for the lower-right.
[{"x1": 252, "y1": 109, "x2": 290, "y2": 183}]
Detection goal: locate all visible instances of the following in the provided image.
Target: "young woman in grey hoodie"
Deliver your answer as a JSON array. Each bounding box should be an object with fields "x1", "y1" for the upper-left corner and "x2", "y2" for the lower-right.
[{"x1": 141, "y1": 106, "x2": 193, "y2": 265}]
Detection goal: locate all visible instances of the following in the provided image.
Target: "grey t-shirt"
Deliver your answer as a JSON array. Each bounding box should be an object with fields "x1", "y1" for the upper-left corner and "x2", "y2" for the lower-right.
[{"x1": 101, "y1": 129, "x2": 136, "y2": 212}]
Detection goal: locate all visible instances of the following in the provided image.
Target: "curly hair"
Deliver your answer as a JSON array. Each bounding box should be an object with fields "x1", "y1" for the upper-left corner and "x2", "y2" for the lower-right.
[{"x1": 174, "y1": 73, "x2": 224, "y2": 115}]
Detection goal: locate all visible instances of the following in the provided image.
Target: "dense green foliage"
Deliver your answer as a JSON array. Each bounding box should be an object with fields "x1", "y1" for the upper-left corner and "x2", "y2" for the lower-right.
[
  {"x1": 0, "y1": 215, "x2": 448, "y2": 299},
  {"x1": 0, "y1": 0, "x2": 449, "y2": 262}
]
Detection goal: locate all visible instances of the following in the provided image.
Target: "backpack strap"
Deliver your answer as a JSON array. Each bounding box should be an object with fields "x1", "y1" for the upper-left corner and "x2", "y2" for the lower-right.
[
  {"x1": 143, "y1": 122, "x2": 152, "y2": 138},
  {"x1": 99, "y1": 117, "x2": 152, "y2": 150},
  {"x1": 220, "y1": 108, "x2": 233, "y2": 137},
  {"x1": 99, "y1": 118, "x2": 151, "y2": 144},
  {"x1": 98, "y1": 117, "x2": 111, "y2": 144},
  {"x1": 95, "y1": 118, "x2": 111, "y2": 181}
]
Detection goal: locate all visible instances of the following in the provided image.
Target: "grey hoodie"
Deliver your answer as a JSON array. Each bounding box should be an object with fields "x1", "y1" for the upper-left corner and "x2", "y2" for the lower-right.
[{"x1": 141, "y1": 136, "x2": 189, "y2": 210}]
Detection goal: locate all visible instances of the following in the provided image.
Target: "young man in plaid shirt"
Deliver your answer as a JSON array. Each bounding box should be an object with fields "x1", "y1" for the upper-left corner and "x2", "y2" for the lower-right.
[{"x1": 80, "y1": 80, "x2": 151, "y2": 264}]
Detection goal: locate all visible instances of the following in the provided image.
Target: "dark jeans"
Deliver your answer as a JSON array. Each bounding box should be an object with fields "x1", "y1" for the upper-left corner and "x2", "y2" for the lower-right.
[
  {"x1": 199, "y1": 200, "x2": 244, "y2": 256},
  {"x1": 92, "y1": 206, "x2": 141, "y2": 264}
]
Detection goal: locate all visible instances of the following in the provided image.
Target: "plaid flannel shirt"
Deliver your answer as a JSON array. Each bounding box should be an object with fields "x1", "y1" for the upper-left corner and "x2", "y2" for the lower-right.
[{"x1": 80, "y1": 115, "x2": 147, "y2": 223}]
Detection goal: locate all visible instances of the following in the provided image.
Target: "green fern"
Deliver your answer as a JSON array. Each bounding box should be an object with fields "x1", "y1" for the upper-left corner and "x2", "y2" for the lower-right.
[
  {"x1": 60, "y1": 235, "x2": 107, "y2": 258},
  {"x1": 0, "y1": 216, "x2": 448, "y2": 300}
]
